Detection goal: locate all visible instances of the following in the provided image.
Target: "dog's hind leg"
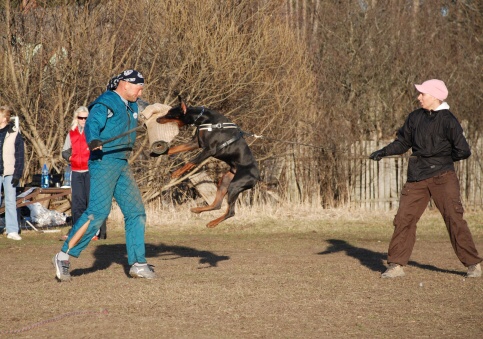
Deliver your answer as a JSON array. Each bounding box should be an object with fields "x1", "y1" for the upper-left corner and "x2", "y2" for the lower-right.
[
  {"x1": 191, "y1": 171, "x2": 234, "y2": 214},
  {"x1": 205, "y1": 169, "x2": 258, "y2": 228},
  {"x1": 205, "y1": 189, "x2": 240, "y2": 228}
]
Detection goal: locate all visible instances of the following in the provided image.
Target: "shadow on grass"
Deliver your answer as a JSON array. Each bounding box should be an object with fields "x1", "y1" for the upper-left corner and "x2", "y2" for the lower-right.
[
  {"x1": 317, "y1": 239, "x2": 464, "y2": 276},
  {"x1": 70, "y1": 242, "x2": 230, "y2": 278}
]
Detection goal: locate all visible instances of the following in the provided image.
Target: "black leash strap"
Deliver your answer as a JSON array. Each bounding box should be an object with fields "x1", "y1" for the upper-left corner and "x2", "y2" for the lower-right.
[{"x1": 215, "y1": 131, "x2": 242, "y2": 153}]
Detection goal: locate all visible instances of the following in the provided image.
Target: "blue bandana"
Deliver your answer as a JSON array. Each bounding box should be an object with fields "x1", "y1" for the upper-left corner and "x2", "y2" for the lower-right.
[{"x1": 106, "y1": 69, "x2": 144, "y2": 91}]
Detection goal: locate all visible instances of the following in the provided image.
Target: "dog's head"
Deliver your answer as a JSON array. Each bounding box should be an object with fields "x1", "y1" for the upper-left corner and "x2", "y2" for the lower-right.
[
  {"x1": 166, "y1": 96, "x2": 188, "y2": 118},
  {"x1": 156, "y1": 95, "x2": 190, "y2": 126}
]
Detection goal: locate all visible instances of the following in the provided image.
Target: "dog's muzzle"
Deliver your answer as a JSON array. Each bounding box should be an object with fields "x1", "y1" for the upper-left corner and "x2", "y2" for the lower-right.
[{"x1": 141, "y1": 103, "x2": 179, "y2": 157}]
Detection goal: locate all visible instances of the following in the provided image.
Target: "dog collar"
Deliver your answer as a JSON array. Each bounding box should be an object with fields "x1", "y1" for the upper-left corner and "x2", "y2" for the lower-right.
[{"x1": 192, "y1": 107, "x2": 205, "y2": 124}]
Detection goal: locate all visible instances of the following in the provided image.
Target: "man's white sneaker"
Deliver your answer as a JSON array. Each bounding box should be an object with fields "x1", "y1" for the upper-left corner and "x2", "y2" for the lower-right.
[
  {"x1": 52, "y1": 253, "x2": 71, "y2": 282},
  {"x1": 7, "y1": 233, "x2": 22, "y2": 241},
  {"x1": 129, "y1": 264, "x2": 156, "y2": 279},
  {"x1": 381, "y1": 263, "x2": 405, "y2": 278},
  {"x1": 466, "y1": 263, "x2": 481, "y2": 278}
]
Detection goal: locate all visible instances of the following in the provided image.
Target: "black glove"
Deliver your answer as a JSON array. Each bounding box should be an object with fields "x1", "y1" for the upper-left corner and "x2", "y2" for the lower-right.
[
  {"x1": 88, "y1": 139, "x2": 103, "y2": 151},
  {"x1": 369, "y1": 149, "x2": 386, "y2": 161},
  {"x1": 11, "y1": 177, "x2": 20, "y2": 187}
]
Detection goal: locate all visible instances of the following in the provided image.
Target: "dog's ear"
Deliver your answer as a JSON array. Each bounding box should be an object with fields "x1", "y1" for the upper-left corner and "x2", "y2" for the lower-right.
[
  {"x1": 177, "y1": 94, "x2": 187, "y2": 114},
  {"x1": 181, "y1": 101, "x2": 187, "y2": 114}
]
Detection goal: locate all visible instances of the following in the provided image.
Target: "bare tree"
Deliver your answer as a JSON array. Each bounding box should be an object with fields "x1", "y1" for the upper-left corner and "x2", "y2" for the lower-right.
[
  {"x1": 0, "y1": 0, "x2": 317, "y2": 202},
  {"x1": 0, "y1": 0, "x2": 480, "y2": 207}
]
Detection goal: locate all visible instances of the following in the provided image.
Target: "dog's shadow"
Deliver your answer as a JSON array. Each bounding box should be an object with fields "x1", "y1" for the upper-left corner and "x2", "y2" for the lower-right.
[
  {"x1": 70, "y1": 243, "x2": 230, "y2": 277},
  {"x1": 317, "y1": 239, "x2": 465, "y2": 276}
]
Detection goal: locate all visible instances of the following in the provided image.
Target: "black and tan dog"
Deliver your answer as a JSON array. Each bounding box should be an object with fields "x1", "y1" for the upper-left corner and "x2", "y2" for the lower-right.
[{"x1": 157, "y1": 97, "x2": 260, "y2": 228}]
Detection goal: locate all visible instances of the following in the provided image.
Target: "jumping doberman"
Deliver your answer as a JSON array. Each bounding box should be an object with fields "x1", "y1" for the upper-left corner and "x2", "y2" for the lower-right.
[{"x1": 157, "y1": 96, "x2": 260, "y2": 228}]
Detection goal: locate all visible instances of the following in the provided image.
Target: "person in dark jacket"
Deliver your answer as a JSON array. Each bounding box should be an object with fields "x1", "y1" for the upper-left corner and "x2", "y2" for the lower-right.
[
  {"x1": 369, "y1": 79, "x2": 482, "y2": 278},
  {"x1": 0, "y1": 106, "x2": 24, "y2": 240}
]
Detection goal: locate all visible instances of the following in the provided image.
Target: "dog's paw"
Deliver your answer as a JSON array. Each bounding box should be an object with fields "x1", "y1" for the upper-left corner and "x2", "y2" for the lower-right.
[
  {"x1": 206, "y1": 218, "x2": 223, "y2": 228},
  {"x1": 190, "y1": 207, "x2": 203, "y2": 214}
]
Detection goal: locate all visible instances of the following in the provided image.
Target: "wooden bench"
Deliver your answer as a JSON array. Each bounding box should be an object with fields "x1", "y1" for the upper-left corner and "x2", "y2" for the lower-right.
[{"x1": 0, "y1": 187, "x2": 71, "y2": 214}]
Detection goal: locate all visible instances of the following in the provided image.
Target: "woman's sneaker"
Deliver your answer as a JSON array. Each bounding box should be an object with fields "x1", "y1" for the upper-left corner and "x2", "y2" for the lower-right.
[
  {"x1": 129, "y1": 264, "x2": 156, "y2": 279},
  {"x1": 7, "y1": 233, "x2": 22, "y2": 240},
  {"x1": 52, "y1": 253, "x2": 71, "y2": 282},
  {"x1": 381, "y1": 263, "x2": 405, "y2": 278},
  {"x1": 466, "y1": 263, "x2": 481, "y2": 278}
]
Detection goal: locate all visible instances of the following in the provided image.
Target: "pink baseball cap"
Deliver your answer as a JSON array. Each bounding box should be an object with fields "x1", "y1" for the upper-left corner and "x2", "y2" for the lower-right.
[{"x1": 414, "y1": 79, "x2": 448, "y2": 101}]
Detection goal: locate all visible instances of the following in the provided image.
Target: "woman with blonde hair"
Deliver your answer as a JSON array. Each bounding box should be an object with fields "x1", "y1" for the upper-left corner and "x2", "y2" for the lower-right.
[
  {"x1": 61, "y1": 106, "x2": 106, "y2": 240},
  {"x1": 0, "y1": 106, "x2": 24, "y2": 240}
]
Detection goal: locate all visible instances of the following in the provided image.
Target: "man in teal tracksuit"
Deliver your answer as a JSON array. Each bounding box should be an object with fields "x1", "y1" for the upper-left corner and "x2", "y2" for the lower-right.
[{"x1": 52, "y1": 70, "x2": 155, "y2": 281}]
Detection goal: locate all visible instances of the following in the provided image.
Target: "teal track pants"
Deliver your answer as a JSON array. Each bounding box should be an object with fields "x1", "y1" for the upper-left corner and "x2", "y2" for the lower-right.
[{"x1": 61, "y1": 157, "x2": 146, "y2": 265}]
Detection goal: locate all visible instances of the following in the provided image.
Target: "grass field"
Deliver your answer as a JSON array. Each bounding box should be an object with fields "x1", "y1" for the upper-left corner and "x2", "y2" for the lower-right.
[{"x1": 0, "y1": 206, "x2": 482, "y2": 338}]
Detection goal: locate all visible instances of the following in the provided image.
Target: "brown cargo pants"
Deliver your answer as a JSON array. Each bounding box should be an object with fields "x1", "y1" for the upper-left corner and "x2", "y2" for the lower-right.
[{"x1": 387, "y1": 170, "x2": 482, "y2": 267}]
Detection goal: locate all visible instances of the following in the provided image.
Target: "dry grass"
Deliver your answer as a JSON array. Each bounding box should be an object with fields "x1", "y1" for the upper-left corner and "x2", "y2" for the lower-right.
[
  {"x1": 0, "y1": 205, "x2": 482, "y2": 338},
  {"x1": 110, "y1": 200, "x2": 483, "y2": 237}
]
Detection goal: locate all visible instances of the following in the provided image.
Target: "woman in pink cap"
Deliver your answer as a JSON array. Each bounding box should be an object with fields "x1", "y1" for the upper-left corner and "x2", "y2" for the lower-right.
[{"x1": 369, "y1": 79, "x2": 482, "y2": 278}]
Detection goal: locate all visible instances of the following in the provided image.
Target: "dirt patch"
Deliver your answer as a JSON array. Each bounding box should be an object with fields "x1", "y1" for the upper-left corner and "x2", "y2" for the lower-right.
[{"x1": 0, "y1": 216, "x2": 482, "y2": 338}]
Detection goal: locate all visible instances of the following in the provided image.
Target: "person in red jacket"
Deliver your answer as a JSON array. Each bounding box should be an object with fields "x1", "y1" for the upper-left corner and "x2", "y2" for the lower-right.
[{"x1": 61, "y1": 106, "x2": 106, "y2": 240}]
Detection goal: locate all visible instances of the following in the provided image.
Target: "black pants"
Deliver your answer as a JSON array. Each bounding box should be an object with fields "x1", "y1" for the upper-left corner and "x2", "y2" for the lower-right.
[{"x1": 71, "y1": 171, "x2": 107, "y2": 238}]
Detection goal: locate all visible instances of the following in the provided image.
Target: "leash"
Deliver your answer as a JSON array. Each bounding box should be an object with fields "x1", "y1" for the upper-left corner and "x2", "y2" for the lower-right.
[
  {"x1": 0, "y1": 309, "x2": 109, "y2": 334},
  {"x1": 194, "y1": 120, "x2": 331, "y2": 152},
  {"x1": 241, "y1": 130, "x2": 330, "y2": 151}
]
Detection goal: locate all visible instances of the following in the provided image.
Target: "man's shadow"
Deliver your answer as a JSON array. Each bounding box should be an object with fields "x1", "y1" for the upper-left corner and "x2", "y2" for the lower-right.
[
  {"x1": 317, "y1": 239, "x2": 464, "y2": 276},
  {"x1": 70, "y1": 242, "x2": 230, "y2": 277}
]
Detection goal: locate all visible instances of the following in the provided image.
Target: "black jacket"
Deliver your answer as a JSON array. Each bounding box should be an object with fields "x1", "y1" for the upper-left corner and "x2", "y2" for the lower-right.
[{"x1": 382, "y1": 107, "x2": 470, "y2": 182}]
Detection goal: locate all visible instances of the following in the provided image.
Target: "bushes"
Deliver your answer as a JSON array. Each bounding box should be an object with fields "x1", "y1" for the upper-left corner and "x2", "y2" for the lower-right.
[{"x1": 0, "y1": 0, "x2": 481, "y2": 207}]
